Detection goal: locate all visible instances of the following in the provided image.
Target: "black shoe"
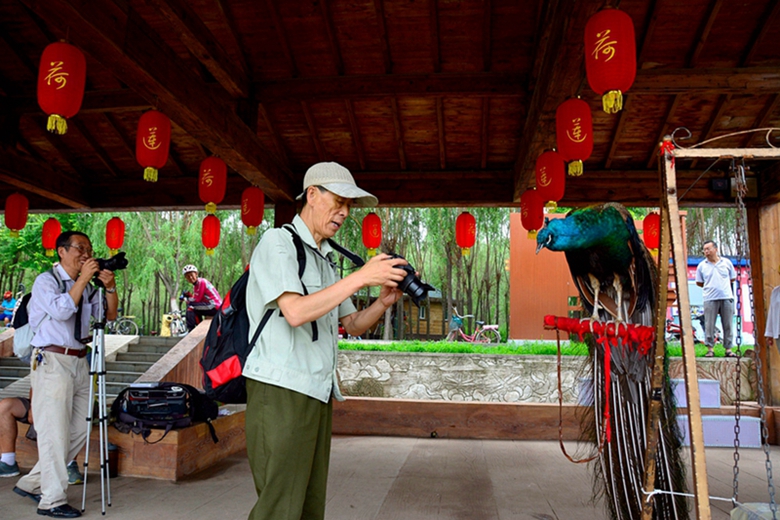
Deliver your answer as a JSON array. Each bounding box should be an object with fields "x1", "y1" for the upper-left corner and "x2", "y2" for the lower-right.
[
  {"x1": 13, "y1": 485, "x2": 41, "y2": 503},
  {"x1": 37, "y1": 504, "x2": 82, "y2": 518}
]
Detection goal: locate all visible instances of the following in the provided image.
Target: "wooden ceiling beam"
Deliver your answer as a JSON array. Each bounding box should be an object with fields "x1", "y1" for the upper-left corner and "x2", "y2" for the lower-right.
[
  {"x1": 301, "y1": 101, "x2": 326, "y2": 162},
  {"x1": 70, "y1": 119, "x2": 121, "y2": 177},
  {"x1": 258, "y1": 102, "x2": 289, "y2": 168},
  {"x1": 344, "y1": 100, "x2": 365, "y2": 171},
  {"x1": 11, "y1": 89, "x2": 151, "y2": 115},
  {"x1": 482, "y1": 0, "x2": 492, "y2": 72},
  {"x1": 632, "y1": 67, "x2": 780, "y2": 94},
  {"x1": 0, "y1": 147, "x2": 88, "y2": 208},
  {"x1": 604, "y1": 96, "x2": 633, "y2": 169},
  {"x1": 319, "y1": 0, "x2": 344, "y2": 76},
  {"x1": 687, "y1": 0, "x2": 723, "y2": 67},
  {"x1": 213, "y1": 0, "x2": 251, "y2": 78},
  {"x1": 429, "y1": 0, "x2": 441, "y2": 73},
  {"x1": 264, "y1": 0, "x2": 298, "y2": 78},
  {"x1": 370, "y1": 0, "x2": 393, "y2": 74},
  {"x1": 741, "y1": 0, "x2": 780, "y2": 66},
  {"x1": 435, "y1": 97, "x2": 446, "y2": 169},
  {"x1": 480, "y1": 97, "x2": 489, "y2": 169},
  {"x1": 636, "y1": 0, "x2": 659, "y2": 66},
  {"x1": 19, "y1": 0, "x2": 296, "y2": 202},
  {"x1": 740, "y1": 94, "x2": 780, "y2": 148},
  {"x1": 140, "y1": 0, "x2": 250, "y2": 98},
  {"x1": 390, "y1": 97, "x2": 406, "y2": 170},
  {"x1": 646, "y1": 94, "x2": 683, "y2": 169},
  {"x1": 690, "y1": 94, "x2": 730, "y2": 168},
  {"x1": 512, "y1": 0, "x2": 597, "y2": 201},
  {"x1": 104, "y1": 113, "x2": 136, "y2": 160}
]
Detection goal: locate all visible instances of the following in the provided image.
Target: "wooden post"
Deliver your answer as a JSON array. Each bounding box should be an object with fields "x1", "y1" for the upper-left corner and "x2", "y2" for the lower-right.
[{"x1": 663, "y1": 138, "x2": 712, "y2": 519}]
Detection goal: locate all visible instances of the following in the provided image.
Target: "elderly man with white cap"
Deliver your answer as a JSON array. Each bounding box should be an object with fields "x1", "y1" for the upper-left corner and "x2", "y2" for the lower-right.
[{"x1": 243, "y1": 162, "x2": 408, "y2": 520}]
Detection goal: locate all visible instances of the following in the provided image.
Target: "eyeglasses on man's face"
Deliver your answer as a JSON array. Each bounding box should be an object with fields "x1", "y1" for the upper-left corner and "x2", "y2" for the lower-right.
[{"x1": 66, "y1": 243, "x2": 93, "y2": 256}]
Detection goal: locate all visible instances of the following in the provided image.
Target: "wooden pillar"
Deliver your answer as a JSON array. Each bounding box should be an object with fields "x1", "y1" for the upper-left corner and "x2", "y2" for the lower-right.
[
  {"x1": 273, "y1": 200, "x2": 297, "y2": 227},
  {"x1": 759, "y1": 202, "x2": 780, "y2": 404}
]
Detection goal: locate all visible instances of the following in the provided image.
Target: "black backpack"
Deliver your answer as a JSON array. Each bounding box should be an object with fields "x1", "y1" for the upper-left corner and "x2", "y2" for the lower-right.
[
  {"x1": 111, "y1": 382, "x2": 219, "y2": 444},
  {"x1": 200, "y1": 225, "x2": 364, "y2": 404}
]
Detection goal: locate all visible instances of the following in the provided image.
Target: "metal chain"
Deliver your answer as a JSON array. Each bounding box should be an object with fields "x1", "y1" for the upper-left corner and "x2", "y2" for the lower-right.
[
  {"x1": 733, "y1": 161, "x2": 744, "y2": 502},
  {"x1": 733, "y1": 161, "x2": 777, "y2": 516}
]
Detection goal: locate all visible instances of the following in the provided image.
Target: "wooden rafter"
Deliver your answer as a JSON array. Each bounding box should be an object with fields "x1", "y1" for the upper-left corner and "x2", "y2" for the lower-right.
[
  {"x1": 39, "y1": 125, "x2": 84, "y2": 179},
  {"x1": 319, "y1": 0, "x2": 344, "y2": 76},
  {"x1": 264, "y1": 0, "x2": 297, "y2": 77},
  {"x1": 740, "y1": 94, "x2": 780, "y2": 148},
  {"x1": 690, "y1": 94, "x2": 730, "y2": 168},
  {"x1": 213, "y1": 0, "x2": 250, "y2": 76},
  {"x1": 604, "y1": 96, "x2": 634, "y2": 169},
  {"x1": 19, "y1": 0, "x2": 295, "y2": 202},
  {"x1": 635, "y1": 0, "x2": 659, "y2": 66},
  {"x1": 344, "y1": 100, "x2": 365, "y2": 171},
  {"x1": 646, "y1": 94, "x2": 683, "y2": 168},
  {"x1": 741, "y1": 0, "x2": 780, "y2": 66},
  {"x1": 103, "y1": 113, "x2": 135, "y2": 160},
  {"x1": 141, "y1": 0, "x2": 249, "y2": 98},
  {"x1": 257, "y1": 102, "x2": 289, "y2": 168},
  {"x1": 480, "y1": 97, "x2": 489, "y2": 169},
  {"x1": 687, "y1": 0, "x2": 724, "y2": 67},
  {"x1": 165, "y1": 147, "x2": 188, "y2": 178},
  {"x1": 70, "y1": 118, "x2": 121, "y2": 177},
  {"x1": 370, "y1": 0, "x2": 393, "y2": 74},
  {"x1": 390, "y1": 97, "x2": 406, "y2": 170},
  {"x1": 436, "y1": 97, "x2": 446, "y2": 169},
  {"x1": 482, "y1": 0, "x2": 492, "y2": 72},
  {"x1": 0, "y1": 147, "x2": 87, "y2": 208},
  {"x1": 429, "y1": 0, "x2": 441, "y2": 73},
  {"x1": 301, "y1": 101, "x2": 326, "y2": 162}
]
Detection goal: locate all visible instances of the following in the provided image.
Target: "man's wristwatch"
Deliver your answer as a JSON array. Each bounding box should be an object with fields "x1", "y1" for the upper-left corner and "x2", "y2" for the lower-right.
[{"x1": 106, "y1": 287, "x2": 117, "y2": 294}]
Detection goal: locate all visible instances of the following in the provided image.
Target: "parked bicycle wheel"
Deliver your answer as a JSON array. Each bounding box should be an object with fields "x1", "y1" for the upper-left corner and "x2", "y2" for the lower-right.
[
  {"x1": 477, "y1": 329, "x2": 501, "y2": 344},
  {"x1": 115, "y1": 317, "x2": 139, "y2": 335}
]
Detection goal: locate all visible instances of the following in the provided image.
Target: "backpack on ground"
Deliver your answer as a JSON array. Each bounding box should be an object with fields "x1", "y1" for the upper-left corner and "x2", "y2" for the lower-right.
[
  {"x1": 12, "y1": 268, "x2": 66, "y2": 363},
  {"x1": 199, "y1": 225, "x2": 364, "y2": 404},
  {"x1": 111, "y1": 382, "x2": 219, "y2": 444}
]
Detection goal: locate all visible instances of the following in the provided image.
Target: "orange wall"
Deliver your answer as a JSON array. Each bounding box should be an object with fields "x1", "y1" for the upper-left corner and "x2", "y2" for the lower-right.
[{"x1": 509, "y1": 213, "x2": 579, "y2": 340}]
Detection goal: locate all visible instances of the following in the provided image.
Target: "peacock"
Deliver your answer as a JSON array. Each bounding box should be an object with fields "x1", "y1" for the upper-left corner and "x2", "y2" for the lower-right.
[{"x1": 536, "y1": 203, "x2": 689, "y2": 520}]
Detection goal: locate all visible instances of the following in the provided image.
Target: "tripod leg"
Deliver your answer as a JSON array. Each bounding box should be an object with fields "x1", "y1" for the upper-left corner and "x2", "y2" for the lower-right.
[
  {"x1": 97, "y1": 338, "x2": 111, "y2": 507},
  {"x1": 81, "y1": 350, "x2": 99, "y2": 512}
]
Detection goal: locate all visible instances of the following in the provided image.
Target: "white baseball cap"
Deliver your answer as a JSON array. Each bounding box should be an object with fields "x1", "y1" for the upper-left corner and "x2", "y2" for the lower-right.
[{"x1": 296, "y1": 162, "x2": 378, "y2": 207}]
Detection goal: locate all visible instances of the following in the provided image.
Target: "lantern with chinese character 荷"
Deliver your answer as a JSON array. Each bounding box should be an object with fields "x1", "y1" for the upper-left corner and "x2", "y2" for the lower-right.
[
  {"x1": 362, "y1": 212, "x2": 382, "y2": 257},
  {"x1": 584, "y1": 8, "x2": 636, "y2": 114},
  {"x1": 643, "y1": 212, "x2": 661, "y2": 255},
  {"x1": 202, "y1": 214, "x2": 221, "y2": 255},
  {"x1": 199, "y1": 157, "x2": 227, "y2": 214},
  {"x1": 535, "y1": 151, "x2": 565, "y2": 210},
  {"x1": 106, "y1": 217, "x2": 125, "y2": 256},
  {"x1": 42, "y1": 218, "x2": 61, "y2": 256},
  {"x1": 520, "y1": 189, "x2": 544, "y2": 239},
  {"x1": 4, "y1": 193, "x2": 28, "y2": 238},
  {"x1": 37, "y1": 42, "x2": 87, "y2": 135},
  {"x1": 135, "y1": 110, "x2": 171, "y2": 182},
  {"x1": 556, "y1": 98, "x2": 594, "y2": 176},
  {"x1": 455, "y1": 212, "x2": 476, "y2": 256},
  {"x1": 241, "y1": 186, "x2": 265, "y2": 235}
]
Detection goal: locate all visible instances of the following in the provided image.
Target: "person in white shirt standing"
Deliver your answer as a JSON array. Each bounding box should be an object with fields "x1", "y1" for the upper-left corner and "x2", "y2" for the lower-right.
[
  {"x1": 695, "y1": 240, "x2": 737, "y2": 358},
  {"x1": 12, "y1": 231, "x2": 118, "y2": 518},
  {"x1": 764, "y1": 265, "x2": 780, "y2": 352}
]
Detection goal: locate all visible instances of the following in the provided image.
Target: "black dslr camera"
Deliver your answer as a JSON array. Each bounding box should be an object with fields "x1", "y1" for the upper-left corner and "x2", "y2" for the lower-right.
[
  {"x1": 387, "y1": 254, "x2": 436, "y2": 307},
  {"x1": 93, "y1": 251, "x2": 129, "y2": 288}
]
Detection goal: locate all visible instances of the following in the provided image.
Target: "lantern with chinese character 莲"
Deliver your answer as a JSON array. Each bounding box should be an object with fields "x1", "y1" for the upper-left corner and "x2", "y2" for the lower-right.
[
  {"x1": 199, "y1": 157, "x2": 227, "y2": 214},
  {"x1": 135, "y1": 110, "x2": 171, "y2": 182},
  {"x1": 202, "y1": 214, "x2": 221, "y2": 255},
  {"x1": 520, "y1": 189, "x2": 544, "y2": 239},
  {"x1": 584, "y1": 8, "x2": 636, "y2": 114},
  {"x1": 4, "y1": 193, "x2": 28, "y2": 238},
  {"x1": 37, "y1": 42, "x2": 87, "y2": 135},
  {"x1": 42, "y1": 218, "x2": 61, "y2": 256},
  {"x1": 556, "y1": 98, "x2": 593, "y2": 176},
  {"x1": 455, "y1": 212, "x2": 476, "y2": 256},
  {"x1": 643, "y1": 212, "x2": 661, "y2": 256},
  {"x1": 241, "y1": 187, "x2": 265, "y2": 235},
  {"x1": 535, "y1": 151, "x2": 565, "y2": 210},
  {"x1": 106, "y1": 217, "x2": 125, "y2": 256},
  {"x1": 362, "y1": 212, "x2": 382, "y2": 257}
]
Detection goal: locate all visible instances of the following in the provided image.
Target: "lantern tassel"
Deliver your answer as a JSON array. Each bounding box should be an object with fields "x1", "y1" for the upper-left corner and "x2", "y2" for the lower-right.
[
  {"x1": 205, "y1": 203, "x2": 217, "y2": 214},
  {"x1": 143, "y1": 167, "x2": 159, "y2": 182},
  {"x1": 45, "y1": 249, "x2": 55, "y2": 257},
  {"x1": 206, "y1": 248, "x2": 215, "y2": 256},
  {"x1": 461, "y1": 248, "x2": 471, "y2": 257},
  {"x1": 544, "y1": 201, "x2": 558, "y2": 211},
  {"x1": 527, "y1": 230, "x2": 538, "y2": 240},
  {"x1": 110, "y1": 248, "x2": 119, "y2": 256},
  {"x1": 602, "y1": 90, "x2": 623, "y2": 114},
  {"x1": 246, "y1": 226, "x2": 257, "y2": 236},
  {"x1": 46, "y1": 114, "x2": 68, "y2": 135},
  {"x1": 367, "y1": 248, "x2": 377, "y2": 257},
  {"x1": 567, "y1": 160, "x2": 584, "y2": 177}
]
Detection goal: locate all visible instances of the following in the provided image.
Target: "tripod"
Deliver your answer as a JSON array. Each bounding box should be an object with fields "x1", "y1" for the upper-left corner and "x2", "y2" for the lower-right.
[{"x1": 81, "y1": 286, "x2": 112, "y2": 514}]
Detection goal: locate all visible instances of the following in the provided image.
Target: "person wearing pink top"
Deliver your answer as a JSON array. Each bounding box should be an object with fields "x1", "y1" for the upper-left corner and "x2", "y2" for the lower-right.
[{"x1": 181, "y1": 265, "x2": 222, "y2": 331}]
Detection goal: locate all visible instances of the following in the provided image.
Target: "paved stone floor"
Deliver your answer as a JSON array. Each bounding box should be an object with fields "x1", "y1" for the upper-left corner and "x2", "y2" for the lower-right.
[{"x1": 1, "y1": 436, "x2": 778, "y2": 519}]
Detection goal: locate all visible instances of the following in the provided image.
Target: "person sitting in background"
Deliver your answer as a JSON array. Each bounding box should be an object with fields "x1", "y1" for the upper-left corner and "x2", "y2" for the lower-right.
[
  {"x1": 2, "y1": 291, "x2": 16, "y2": 326},
  {"x1": 181, "y1": 265, "x2": 222, "y2": 331},
  {"x1": 0, "y1": 396, "x2": 82, "y2": 483}
]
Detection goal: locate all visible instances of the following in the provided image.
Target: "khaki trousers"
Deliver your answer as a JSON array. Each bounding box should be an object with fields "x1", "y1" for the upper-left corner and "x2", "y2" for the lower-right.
[
  {"x1": 245, "y1": 379, "x2": 332, "y2": 520},
  {"x1": 16, "y1": 351, "x2": 90, "y2": 509}
]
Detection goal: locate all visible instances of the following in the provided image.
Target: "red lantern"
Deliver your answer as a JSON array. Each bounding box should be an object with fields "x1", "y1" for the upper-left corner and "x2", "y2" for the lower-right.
[
  {"x1": 198, "y1": 157, "x2": 227, "y2": 214},
  {"x1": 4, "y1": 193, "x2": 28, "y2": 238},
  {"x1": 42, "y1": 218, "x2": 61, "y2": 257},
  {"x1": 362, "y1": 212, "x2": 382, "y2": 257},
  {"x1": 535, "y1": 151, "x2": 565, "y2": 210},
  {"x1": 135, "y1": 110, "x2": 171, "y2": 182},
  {"x1": 584, "y1": 8, "x2": 636, "y2": 113},
  {"x1": 455, "y1": 212, "x2": 476, "y2": 256},
  {"x1": 241, "y1": 187, "x2": 265, "y2": 235},
  {"x1": 520, "y1": 189, "x2": 544, "y2": 239},
  {"x1": 106, "y1": 217, "x2": 125, "y2": 256},
  {"x1": 643, "y1": 212, "x2": 661, "y2": 252},
  {"x1": 202, "y1": 214, "x2": 221, "y2": 255},
  {"x1": 36, "y1": 42, "x2": 87, "y2": 135},
  {"x1": 556, "y1": 98, "x2": 594, "y2": 176}
]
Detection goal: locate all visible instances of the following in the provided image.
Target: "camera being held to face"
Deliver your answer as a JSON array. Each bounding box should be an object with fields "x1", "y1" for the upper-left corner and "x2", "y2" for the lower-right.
[
  {"x1": 93, "y1": 251, "x2": 129, "y2": 288},
  {"x1": 386, "y1": 254, "x2": 436, "y2": 307}
]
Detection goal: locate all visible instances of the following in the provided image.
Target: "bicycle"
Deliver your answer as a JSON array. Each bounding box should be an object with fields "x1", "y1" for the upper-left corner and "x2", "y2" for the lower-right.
[
  {"x1": 106, "y1": 307, "x2": 140, "y2": 335},
  {"x1": 446, "y1": 308, "x2": 501, "y2": 344},
  {"x1": 168, "y1": 296, "x2": 188, "y2": 336}
]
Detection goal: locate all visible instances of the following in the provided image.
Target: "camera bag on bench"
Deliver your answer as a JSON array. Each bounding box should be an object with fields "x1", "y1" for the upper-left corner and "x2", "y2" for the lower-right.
[{"x1": 111, "y1": 382, "x2": 219, "y2": 444}]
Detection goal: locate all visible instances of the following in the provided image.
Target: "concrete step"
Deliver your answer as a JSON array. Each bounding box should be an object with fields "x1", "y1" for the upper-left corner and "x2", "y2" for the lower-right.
[
  {"x1": 0, "y1": 357, "x2": 27, "y2": 368},
  {"x1": 0, "y1": 366, "x2": 31, "y2": 378},
  {"x1": 0, "y1": 375, "x2": 20, "y2": 389},
  {"x1": 122, "y1": 343, "x2": 173, "y2": 355},
  {"x1": 104, "y1": 371, "x2": 145, "y2": 384},
  {"x1": 115, "y1": 352, "x2": 168, "y2": 363},
  {"x1": 106, "y1": 361, "x2": 156, "y2": 372},
  {"x1": 136, "y1": 337, "x2": 181, "y2": 349}
]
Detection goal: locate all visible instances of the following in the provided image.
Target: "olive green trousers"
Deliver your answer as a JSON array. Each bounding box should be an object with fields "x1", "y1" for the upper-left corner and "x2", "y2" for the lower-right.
[{"x1": 245, "y1": 379, "x2": 333, "y2": 520}]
